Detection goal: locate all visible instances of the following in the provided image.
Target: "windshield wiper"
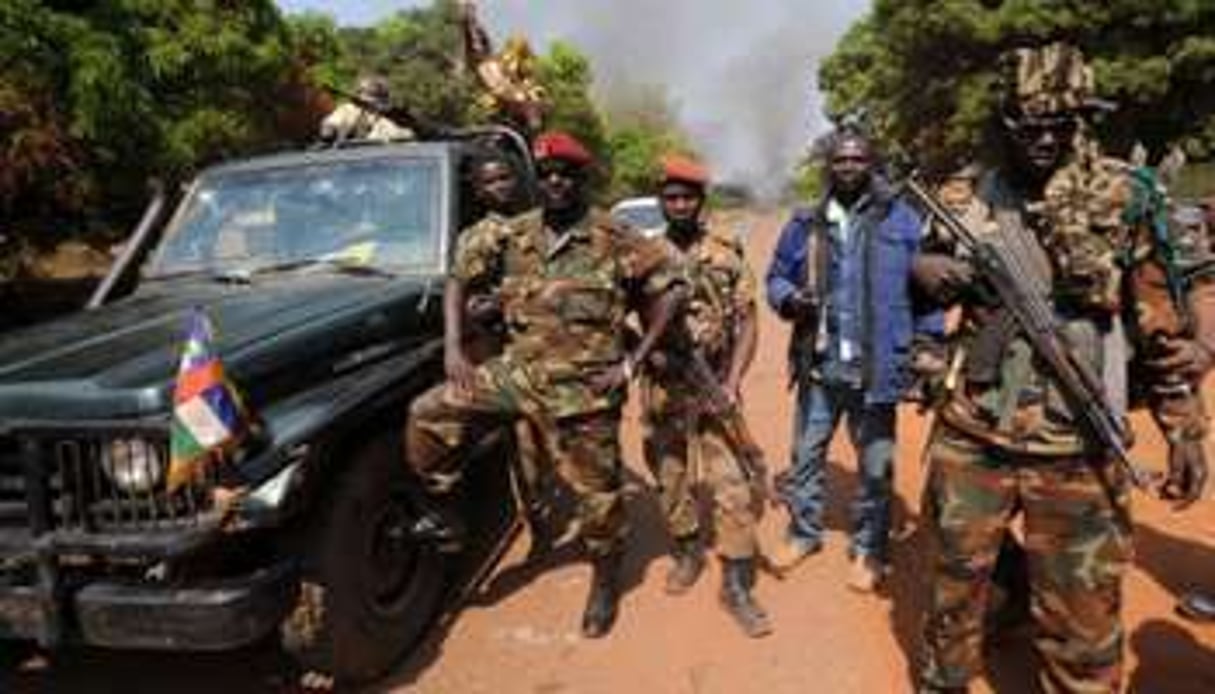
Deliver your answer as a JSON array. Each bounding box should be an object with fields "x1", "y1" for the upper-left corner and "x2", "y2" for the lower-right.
[
  {"x1": 247, "y1": 257, "x2": 398, "y2": 280},
  {"x1": 149, "y1": 258, "x2": 400, "y2": 285}
]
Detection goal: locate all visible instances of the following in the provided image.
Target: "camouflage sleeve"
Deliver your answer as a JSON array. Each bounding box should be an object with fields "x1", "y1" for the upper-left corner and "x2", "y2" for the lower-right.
[
  {"x1": 619, "y1": 229, "x2": 684, "y2": 299},
  {"x1": 451, "y1": 218, "x2": 503, "y2": 286},
  {"x1": 1123, "y1": 178, "x2": 1214, "y2": 441},
  {"x1": 732, "y1": 246, "x2": 758, "y2": 315},
  {"x1": 1039, "y1": 157, "x2": 1126, "y2": 312}
]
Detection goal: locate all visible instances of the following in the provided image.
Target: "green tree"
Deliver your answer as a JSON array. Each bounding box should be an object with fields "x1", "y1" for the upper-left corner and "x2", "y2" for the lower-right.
[
  {"x1": 601, "y1": 85, "x2": 693, "y2": 199},
  {"x1": 1, "y1": 0, "x2": 317, "y2": 245},
  {"x1": 536, "y1": 41, "x2": 610, "y2": 175},
  {"x1": 819, "y1": 0, "x2": 1215, "y2": 172},
  {"x1": 327, "y1": 1, "x2": 479, "y2": 129}
]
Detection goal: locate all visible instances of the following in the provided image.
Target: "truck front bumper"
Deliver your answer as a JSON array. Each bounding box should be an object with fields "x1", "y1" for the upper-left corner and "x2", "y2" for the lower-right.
[{"x1": 0, "y1": 560, "x2": 298, "y2": 651}]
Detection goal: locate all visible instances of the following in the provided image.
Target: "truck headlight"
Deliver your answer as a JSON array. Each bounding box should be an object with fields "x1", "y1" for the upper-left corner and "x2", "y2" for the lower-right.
[{"x1": 100, "y1": 438, "x2": 165, "y2": 493}]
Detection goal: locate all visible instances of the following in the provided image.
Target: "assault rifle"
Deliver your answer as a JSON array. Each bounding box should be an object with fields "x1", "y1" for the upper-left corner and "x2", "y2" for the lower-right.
[
  {"x1": 682, "y1": 348, "x2": 772, "y2": 509},
  {"x1": 903, "y1": 176, "x2": 1155, "y2": 489}
]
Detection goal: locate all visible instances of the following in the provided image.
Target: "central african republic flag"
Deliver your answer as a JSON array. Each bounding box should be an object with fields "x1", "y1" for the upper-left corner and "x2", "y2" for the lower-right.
[{"x1": 168, "y1": 307, "x2": 257, "y2": 492}]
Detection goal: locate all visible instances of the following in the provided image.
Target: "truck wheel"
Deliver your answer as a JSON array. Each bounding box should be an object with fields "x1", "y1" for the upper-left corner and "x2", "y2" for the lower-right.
[{"x1": 281, "y1": 435, "x2": 447, "y2": 685}]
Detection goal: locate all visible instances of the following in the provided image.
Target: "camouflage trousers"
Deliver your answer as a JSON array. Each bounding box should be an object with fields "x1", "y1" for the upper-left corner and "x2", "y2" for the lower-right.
[
  {"x1": 919, "y1": 425, "x2": 1132, "y2": 694},
  {"x1": 641, "y1": 380, "x2": 759, "y2": 560},
  {"x1": 405, "y1": 359, "x2": 626, "y2": 557}
]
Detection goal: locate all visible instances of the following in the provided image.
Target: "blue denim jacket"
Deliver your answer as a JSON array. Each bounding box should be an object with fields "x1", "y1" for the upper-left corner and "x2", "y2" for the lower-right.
[{"x1": 766, "y1": 183, "x2": 943, "y2": 405}]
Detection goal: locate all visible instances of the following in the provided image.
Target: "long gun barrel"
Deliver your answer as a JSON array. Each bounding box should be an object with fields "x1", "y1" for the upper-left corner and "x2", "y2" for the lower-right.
[{"x1": 904, "y1": 177, "x2": 1154, "y2": 489}]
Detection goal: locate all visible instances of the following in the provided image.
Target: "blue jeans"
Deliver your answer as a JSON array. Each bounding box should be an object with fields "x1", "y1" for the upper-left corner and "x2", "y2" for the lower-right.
[{"x1": 781, "y1": 380, "x2": 896, "y2": 561}]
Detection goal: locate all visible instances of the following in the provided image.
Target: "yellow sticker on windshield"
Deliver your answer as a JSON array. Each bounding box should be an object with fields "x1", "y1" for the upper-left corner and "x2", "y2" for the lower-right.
[{"x1": 323, "y1": 241, "x2": 378, "y2": 265}]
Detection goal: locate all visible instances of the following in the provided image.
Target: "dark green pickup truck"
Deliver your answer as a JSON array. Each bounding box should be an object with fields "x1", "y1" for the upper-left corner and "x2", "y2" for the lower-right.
[{"x1": 0, "y1": 137, "x2": 527, "y2": 684}]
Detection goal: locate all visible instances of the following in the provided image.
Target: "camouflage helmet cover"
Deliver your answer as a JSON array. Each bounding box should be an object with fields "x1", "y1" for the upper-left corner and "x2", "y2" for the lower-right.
[
  {"x1": 356, "y1": 74, "x2": 391, "y2": 108},
  {"x1": 1003, "y1": 42, "x2": 1096, "y2": 119}
]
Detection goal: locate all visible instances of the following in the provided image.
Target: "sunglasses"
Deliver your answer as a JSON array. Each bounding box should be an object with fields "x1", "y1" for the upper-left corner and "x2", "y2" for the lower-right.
[
  {"x1": 1006, "y1": 115, "x2": 1079, "y2": 142},
  {"x1": 537, "y1": 162, "x2": 582, "y2": 180}
]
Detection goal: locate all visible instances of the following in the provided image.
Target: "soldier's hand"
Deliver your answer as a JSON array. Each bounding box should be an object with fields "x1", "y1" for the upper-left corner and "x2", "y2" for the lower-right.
[
  {"x1": 910, "y1": 340, "x2": 949, "y2": 380},
  {"x1": 778, "y1": 290, "x2": 817, "y2": 322},
  {"x1": 1161, "y1": 438, "x2": 1209, "y2": 509},
  {"x1": 722, "y1": 374, "x2": 742, "y2": 409},
  {"x1": 911, "y1": 254, "x2": 974, "y2": 302},
  {"x1": 1150, "y1": 337, "x2": 1215, "y2": 383},
  {"x1": 465, "y1": 293, "x2": 503, "y2": 325},
  {"x1": 590, "y1": 361, "x2": 630, "y2": 395},
  {"x1": 445, "y1": 349, "x2": 478, "y2": 399}
]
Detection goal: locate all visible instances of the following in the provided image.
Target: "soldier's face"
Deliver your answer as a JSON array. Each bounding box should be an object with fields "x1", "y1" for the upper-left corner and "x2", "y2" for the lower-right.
[
  {"x1": 660, "y1": 182, "x2": 704, "y2": 230},
  {"x1": 537, "y1": 160, "x2": 584, "y2": 212},
  {"x1": 475, "y1": 161, "x2": 518, "y2": 212},
  {"x1": 830, "y1": 138, "x2": 873, "y2": 195},
  {"x1": 1009, "y1": 115, "x2": 1077, "y2": 176}
]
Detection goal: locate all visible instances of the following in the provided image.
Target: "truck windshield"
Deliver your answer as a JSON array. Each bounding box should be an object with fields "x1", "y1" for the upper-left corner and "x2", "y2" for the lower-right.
[{"x1": 147, "y1": 158, "x2": 443, "y2": 278}]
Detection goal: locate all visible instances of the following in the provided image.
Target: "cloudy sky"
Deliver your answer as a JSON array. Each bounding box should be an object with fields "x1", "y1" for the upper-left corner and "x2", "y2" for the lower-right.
[{"x1": 277, "y1": 1, "x2": 869, "y2": 191}]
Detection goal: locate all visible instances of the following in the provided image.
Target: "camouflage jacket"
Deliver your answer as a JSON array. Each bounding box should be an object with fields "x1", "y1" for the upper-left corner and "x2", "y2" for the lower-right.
[
  {"x1": 642, "y1": 223, "x2": 756, "y2": 408},
  {"x1": 453, "y1": 207, "x2": 681, "y2": 418},
  {"x1": 941, "y1": 153, "x2": 1215, "y2": 454}
]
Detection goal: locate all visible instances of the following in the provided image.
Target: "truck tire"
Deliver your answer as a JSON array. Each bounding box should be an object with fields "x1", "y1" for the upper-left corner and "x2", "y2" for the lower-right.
[{"x1": 281, "y1": 435, "x2": 447, "y2": 685}]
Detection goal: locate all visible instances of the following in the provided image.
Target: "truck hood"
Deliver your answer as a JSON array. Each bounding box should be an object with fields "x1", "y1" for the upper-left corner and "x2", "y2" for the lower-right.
[{"x1": 0, "y1": 273, "x2": 441, "y2": 421}]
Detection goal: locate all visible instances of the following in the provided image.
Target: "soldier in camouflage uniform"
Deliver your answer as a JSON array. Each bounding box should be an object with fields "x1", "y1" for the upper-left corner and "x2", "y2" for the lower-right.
[
  {"x1": 319, "y1": 75, "x2": 415, "y2": 143},
  {"x1": 459, "y1": 1, "x2": 546, "y2": 136},
  {"x1": 639, "y1": 155, "x2": 771, "y2": 637},
  {"x1": 445, "y1": 147, "x2": 557, "y2": 554},
  {"x1": 405, "y1": 131, "x2": 684, "y2": 638},
  {"x1": 913, "y1": 43, "x2": 1214, "y2": 693}
]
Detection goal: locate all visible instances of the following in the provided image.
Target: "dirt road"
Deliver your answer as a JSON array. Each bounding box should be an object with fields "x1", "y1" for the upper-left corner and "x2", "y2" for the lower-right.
[{"x1": 5, "y1": 211, "x2": 1215, "y2": 693}]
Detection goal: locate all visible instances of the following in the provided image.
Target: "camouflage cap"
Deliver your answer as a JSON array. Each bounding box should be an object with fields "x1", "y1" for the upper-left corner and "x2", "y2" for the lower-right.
[
  {"x1": 356, "y1": 75, "x2": 391, "y2": 107},
  {"x1": 1003, "y1": 42, "x2": 1097, "y2": 119}
]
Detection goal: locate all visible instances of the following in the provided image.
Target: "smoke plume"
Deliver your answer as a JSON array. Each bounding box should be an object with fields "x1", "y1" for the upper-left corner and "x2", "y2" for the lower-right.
[{"x1": 484, "y1": 0, "x2": 866, "y2": 198}]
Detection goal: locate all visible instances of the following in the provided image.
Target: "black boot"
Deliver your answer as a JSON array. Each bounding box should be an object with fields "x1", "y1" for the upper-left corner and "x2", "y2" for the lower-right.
[
  {"x1": 665, "y1": 535, "x2": 705, "y2": 595},
  {"x1": 407, "y1": 490, "x2": 466, "y2": 554},
  {"x1": 720, "y1": 558, "x2": 772, "y2": 638},
  {"x1": 581, "y1": 551, "x2": 623, "y2": 638},
  {"x1": 1177, "y1": 591, "x2": 1215, "y2": 622}
]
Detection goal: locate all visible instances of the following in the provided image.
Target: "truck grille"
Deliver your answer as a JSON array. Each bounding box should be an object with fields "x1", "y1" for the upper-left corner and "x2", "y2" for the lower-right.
[
  {"x1": 0, "y1": 434, "x2": 25, "y2": 535},
  {"x1": 0, "y1": 428, "x2": 221, "y2": 536}
]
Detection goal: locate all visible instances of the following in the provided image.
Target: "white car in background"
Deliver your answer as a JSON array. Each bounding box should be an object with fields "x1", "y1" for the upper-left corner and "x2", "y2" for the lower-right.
[{"x1": 609, "y1": 196, "x2": 666, "y2": 238}]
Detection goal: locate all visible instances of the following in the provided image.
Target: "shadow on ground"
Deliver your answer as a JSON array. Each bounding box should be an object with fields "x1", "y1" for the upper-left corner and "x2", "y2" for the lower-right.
[{"x1": 380, "y1": 466, "x2": 669, "y2": 690}]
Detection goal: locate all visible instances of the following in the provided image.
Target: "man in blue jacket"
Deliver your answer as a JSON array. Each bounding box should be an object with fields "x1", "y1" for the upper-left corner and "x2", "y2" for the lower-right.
[{"x1": 765, "y1": 129, "x2": 942, "y2": 592}]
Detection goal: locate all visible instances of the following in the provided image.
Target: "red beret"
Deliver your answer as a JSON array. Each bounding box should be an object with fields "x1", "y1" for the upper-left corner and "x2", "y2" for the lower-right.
[
  {"x1": 660, "y1": 154, "x2": 710, "y2": 187},
  {"x1": 533, "y1": 131, "x2": 593, "y2": 166}
]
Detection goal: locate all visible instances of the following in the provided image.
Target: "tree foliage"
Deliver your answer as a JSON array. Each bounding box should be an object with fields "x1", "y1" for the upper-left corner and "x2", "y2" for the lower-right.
[
  {"x1": 1, "y1": 0, "x2": 323, "y2": 245},
  {"x1": 302, "y1": 0, "x2": 481, "y2": 129},
  {"x1": 819, "y1": 0, "x2": 1215, "y2": 173},
  {"x1": 0, "y1": 0, "x2": 684, "y2": 254},
  {"x1": 601, "y1": 85, "x2": 692, "y2": 200},
  {"x1": 536, "y1": 41, "x2": 610, "y2": 170}
]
